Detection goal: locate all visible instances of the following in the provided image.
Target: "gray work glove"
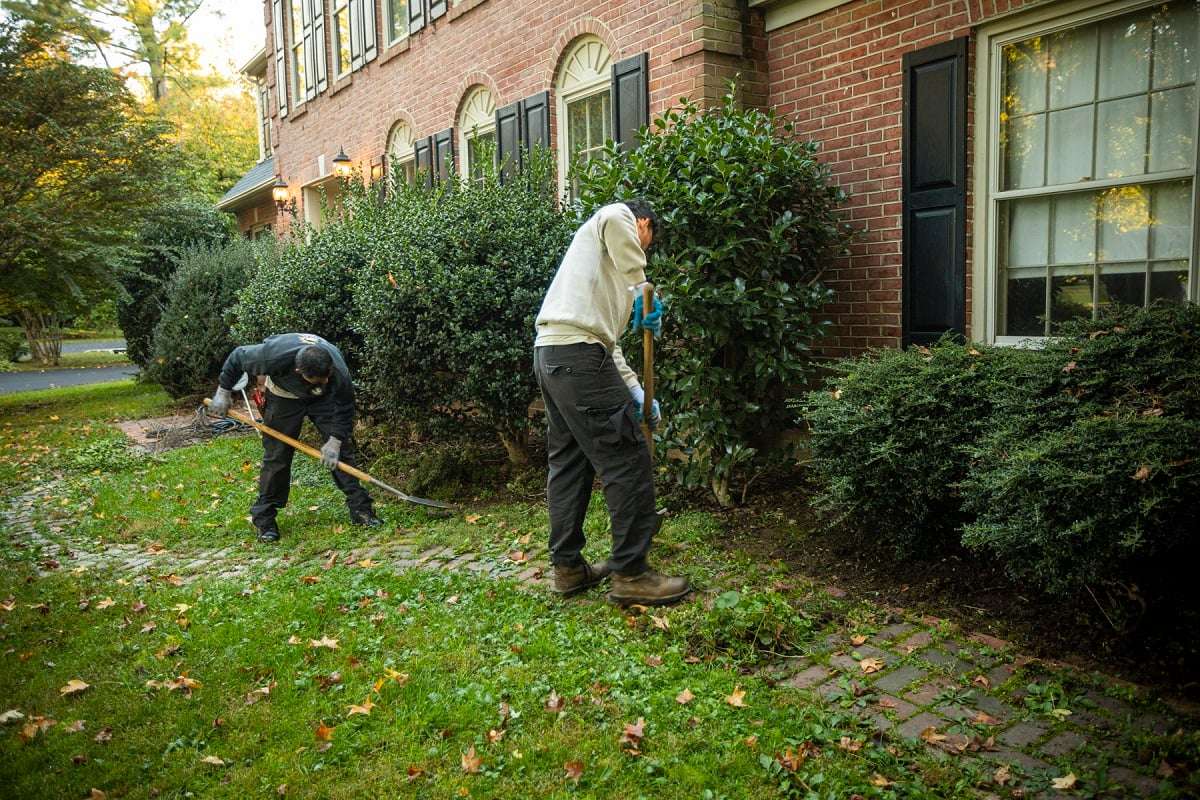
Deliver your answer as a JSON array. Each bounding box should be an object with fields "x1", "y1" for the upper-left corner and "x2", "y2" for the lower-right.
[
  {"x1": 629, "y1": 384, "x2": 661, "y2": 428},
  {"x1": 209, "y1": 387, "x2": 232, "y2": 417},
  {"x1": 320, "y1": 437, "x2": 342, "y2": 470}
]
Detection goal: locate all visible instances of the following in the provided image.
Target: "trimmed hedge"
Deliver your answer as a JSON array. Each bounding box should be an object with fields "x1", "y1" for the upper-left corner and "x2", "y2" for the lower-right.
[{"x1": 803, "y1": 303, "x2": 1200, "y2": 596}]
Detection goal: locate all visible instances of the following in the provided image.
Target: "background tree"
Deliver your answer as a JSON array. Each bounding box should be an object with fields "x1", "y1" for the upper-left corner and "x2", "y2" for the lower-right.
[{"x1": 0, "y1": 20, "x2": 177, "y2": 364}]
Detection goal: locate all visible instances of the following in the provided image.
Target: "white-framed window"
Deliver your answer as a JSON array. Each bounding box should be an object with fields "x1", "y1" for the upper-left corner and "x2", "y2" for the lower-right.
[
  {"x1": 289, "y1": 0, "x2": 307, "y2": 105},
  {"x1": 976, "y1": 0, "x2": 1199, "y2": 343},
  {"x1": 457, "y1": 86, "x2": 496, "y2": 183},
  {"x1": 387, "y1": 120, "x2": 417, "y2": 184},
  {"x1": 385, "y1": 0, "x2": 408, "y2": 46},
  {"x1": 555, "y1": 36, "x2": 612, "y2": 201},
  {"x1": 333, "y1": 0, "x2": 352, "y2": 76}
]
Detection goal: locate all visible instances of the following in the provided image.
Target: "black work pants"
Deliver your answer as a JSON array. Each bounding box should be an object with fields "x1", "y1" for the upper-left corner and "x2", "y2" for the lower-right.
[
  {"x1": 249, "y1": 393, "x2": 374, "y2": 530},
  {"x1": 534, "y1": 343, "x2": 659, "y2": 576}
]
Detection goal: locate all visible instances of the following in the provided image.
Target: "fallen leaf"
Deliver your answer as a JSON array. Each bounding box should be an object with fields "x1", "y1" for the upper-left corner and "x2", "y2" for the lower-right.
[
  {"x1": 871, "y1": 774, "x2": 893, "y2": 787},
  {"x1": 545, "y1": 690, "x2": 565, "y2": 712},
  {"x1": 140, "y1": 621, "x2": 157, "y2": 634},
  {"x1": 775, "y1": 748, "x2": 805, "y2": 772},
  {"x1": 72, "y1": 754, "x2": 88, "y2": 765},
  {"x1": 322, "y1": 551, "x2": 338, "y2": 570},
  {"x1": 461, "y1": 745, "x2": 482, "y2": 774},
  {"x1": 276, "y1": 784, "x2": 287, "y2": 796},
  {"x1": 920, "y1": 726, "x2": 947, "y2": 744},
  {"x1": 507, "y1": 551, "x2": 529, "y2": 563},
  {"x1": 95, "y1": 598, "x2": 115, "y2": 610},
  {"x1": 301, "y1": 575, "x2": 321, "y2": 585},
  {"x1": 19, "y1": 716, "x2": 56, "y2": 742},
  {"x1": 155, "y1": 643, "x2": 181, "y2": 660},
  {"x1": 650, "y1": 614, "x2": 670, "y2": 631},
  {"x1": 972, "y1": 675, "x2": 991, "y2": 689},
  {"x1": 850, "y1": 634, "x2": 868, "y2": 646},
  {"x1": 314, "y1": 721, "x2": 334, "y2": 741},
  {"x1": 0, "y1": 598, "x2": 15, "y2": 612},
  {"x1": 726, "y1": 686, "x2": 747, "y2": 708},
  {"x1": 60, "y1": 679, "x2": 90, "y2": 697},
  {"x1": 347, "y1": 698, "x2": 375, "y2": 716},
  {"x1": 644, "y1": 655, "x2": 663, "y2": 667},
  {"x1": 973, "y1": 710, "x2": 1000, "y2": 726},
  {"x1": 1062, "y1": 360, "x2": 1077, "y2": 373},
  {"x1": 1132, "y1": 464, "x2": 1152, "y2": 481},
  {"x1": 161, "y1": 574, "x2": 183, "y2": 587},
  {"x1": 838, "y1": 736, "x2": 862, "y2": 752},
  {"x1": 384, "y1": 668, "x2": 409, "y2": 685},
  {"x1": 743, "y1": 734, "x2": 758, "y2": 748},
  {"x1": 1051, "y1": 772, "x2": 1077, "y2": 790},
  {"x1": 619, "y1": 717, "x2": 645, "y2": 755},
  {"x1": 309, "y1": 636, "x2": 339, "y2": 650},
  {"x1": 486, "y1": 727, "x2": 506, "y2": 743},
  {"x1": 287, "y1": 635, "x2": 302, "y2": 645},
  {"x1": 860, "y1": 657, "x2": 885, "y2": 674},
  {"x1": 90, "y1": 790, "x2": 105, "y2": 800},
  {"x1": 200, "y1": 755, "x2": 226, "y2": 767},
  {"x1": 1049, "y1": 708, "x2": 1072, "y2": 720},
  {"x1": 244, "y1": 682, "x2": 275, "y2": 706},
  {"x1": 993, "y1": 763, "x2": 1012, "y2": 786},
  {"x1": 93, "y1": 727, "x2": 112, "y2": 743},
  {"x1": 564, "y1": 759, "x2": 584, "y2": 781},
  {"x1": 405, "y1": 765, "x2": 425, "y2": 781},
  {"x1": 171, "y1": 603, "x2": 191, "y2": 614},
  {"x1": 0, "y1": 709, "x2": 24, "y2": 724},
  {"x1": 358, "y1": 559, "x2": 377, "y2": 568},
  {"x1": 465, "y1": 514, "x2": 482, "y2": 524},
  {"x1": 446, "y1": 595, "x2": 459, "y2": 605},
  {"x1": 64, "y1": 719, "x2": 85, "y2": 733},
  {"x1": 675, "y1": 688, "x2": 695, "y2": 705},
  {"x1": 164, "y1": 673, "x2": 200, "y2": 693}
]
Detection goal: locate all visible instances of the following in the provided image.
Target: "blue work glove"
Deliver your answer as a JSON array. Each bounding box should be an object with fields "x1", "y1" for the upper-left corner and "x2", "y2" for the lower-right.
[
  {"x1": 629, "y1": 384, "x2": 661, "y2": 428},
  {"x1": 630, "y1": 292, "x2": 664, "y2": 338}
]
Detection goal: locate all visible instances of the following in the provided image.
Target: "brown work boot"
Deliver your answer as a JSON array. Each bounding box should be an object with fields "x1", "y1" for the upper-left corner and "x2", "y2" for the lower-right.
[
  {"x1": 607, "y1": 569, "x2": 691, "y2": 607},
  {"x1": 552, "y1": 561, "x2": 611, "y2": 597}
]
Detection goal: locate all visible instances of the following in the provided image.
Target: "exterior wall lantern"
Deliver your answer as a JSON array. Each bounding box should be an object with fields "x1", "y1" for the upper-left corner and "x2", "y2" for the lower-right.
[
  {"x1": 332, "y1": 147, "x2": 353, "y2": 179},
  {"x1": 272, "y1": 175, "x2": 290, "y2": 205}
]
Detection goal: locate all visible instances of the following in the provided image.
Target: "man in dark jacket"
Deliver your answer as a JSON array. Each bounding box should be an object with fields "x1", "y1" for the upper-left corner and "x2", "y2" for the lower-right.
[{"x1": 208, "y1": 333, "x2": 382, "y2": 542}]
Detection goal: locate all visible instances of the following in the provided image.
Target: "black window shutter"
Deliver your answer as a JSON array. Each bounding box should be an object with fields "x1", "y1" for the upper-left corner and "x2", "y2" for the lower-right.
[
  {"x1": 434, "y1": 127, "x2": 454, "y2": 182},
  {"x1": 362, "y1": 0, "x2": 377, "y2": 62},
  {"x1": 312, "y1": 0, "x2": 328, "y2": 91},
  {"x1": 901, "y1": 37, "x2": 967, "y2": 347},
  {"x1": 350, "y1": 0, "x2": 364, "y2": 71},
  {"x1": 430, "y1": 0, "x2": 446, "y2": 21},
  {"x1": 414, "y1": 135, "x2": 433, "y2": 186},
  {"x1": 301, "y1": 0, "x2": 316, "y2": 101},
  {"x1": 409, "y1": 0, "x2": 425, "y2": 34},
  {"x1": 495, "y1": 100, "x2": 522, "y2": 182},
  {"x1": 611, "y1": 53, "x2": 648, "y2": 152},
  {"x1": 272, "y1": 0, "x2": 287, "y2": 117},
  {"x1": 520, "y1": 90, "x2": 551, "y2": 157}
]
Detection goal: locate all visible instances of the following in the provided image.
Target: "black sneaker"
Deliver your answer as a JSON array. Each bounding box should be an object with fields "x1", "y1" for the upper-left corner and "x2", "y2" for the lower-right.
[
  {"x1": 351, "y1": 513, "x2": 385, "y2": 528},
  {"x1": 256, "y1": 526, "x2": 280, "y2": 543}
]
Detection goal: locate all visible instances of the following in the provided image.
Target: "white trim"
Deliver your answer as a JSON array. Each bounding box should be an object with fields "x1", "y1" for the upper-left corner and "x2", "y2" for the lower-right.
[
  {"x1": 750, "y1": 0, "x2": 853, "y2": 33},
  {"x1": 215, "y1": 178, "x2": 275, "y2": 211},
  {"x1": 333, "y1": 0, "x2": 352, "y2": 79},
  {"x1": 972, "y1": 0, "x2": 1197, "y2": 343},
  {"x1": 457, "y1": 86, "x2": 496, "y2": 180},
  {"x1": 555, "y1": 35, "x2": 612, "y2": 200}
]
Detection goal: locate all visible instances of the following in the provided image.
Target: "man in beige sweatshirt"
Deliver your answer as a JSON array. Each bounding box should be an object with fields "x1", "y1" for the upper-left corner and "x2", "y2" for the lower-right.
[{"x1": 534, "y1": 200, "x2": 690, "y2": 606}]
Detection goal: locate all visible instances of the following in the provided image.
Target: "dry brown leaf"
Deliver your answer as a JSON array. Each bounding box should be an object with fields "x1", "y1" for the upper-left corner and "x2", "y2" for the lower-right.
[
  {"x1": 644, "y1": 655, "x2": 663, "y2": 667},
  {"x1": 487, "y1": 728, "x2": 506, "y2": 743},
  {"x1": 860, "y1": 657, "x2": 885, "y2": 674},
  {"x1": 446, "y1": 595, "x2": 459, "y2": 605},
  {"x1": 507, "y1": 551, "x2": 529, "y2": 563},
  {"x1": 347, "y1": 697, "x2": 375, "y2": 716},
  {"x1": 0, "y1": 598, "x2": 15, "y2": 612},
  {"x1": 301, "y1": 575, "x2": 321, "y2": 585},
  {"x1": 64, "y1": 719, "x2": 85, "y2": 733},
  {"x1": 993, "y1": 763, "x2": 1012, "y2": 786},
  {"x1": 95, "y1": 598, "x2": 115, "y2": 610},
  {"x1": 725, "y1": 686, "x2": 747, "y2": 708},
  {"x1": 461, "y1": 745, "x2": 482, "y2": 774},
  {"x1": 140, "y1": 621, "x2": 157, "y2": 634},
  {"x1": 620, "y1": 717, "x2": 646, "y2": 755},
  {"x1": 838, "y1": 736, "x2": 862, "y2": 752},
  {"x1": 675, "y1": 688, "x2": 695, "y2": 705},
  {"x1": 775, "y1": 748, "x2": 805, "y2": 772},
  {"x1": 871, "y1": 774, "x2": 894, "y2": 787},
  {"x1": 1051, "y1": 773, "x2": 1077, "y2": 790},
  {"x1": 309, "y1": 636, "x2": 339, "y2": 650},
  {"x1": 314, "y1": 721, "x2": 334, "y2": 741},
  {"x1": 563, "y1": 759, "x2": 584, "y2": 781},
  {"x1": 405, "y1": 765, "x2": 425, "y2": 781},
  {"x1": 0, "y1": 709, "x2": 24, "y2": 724},
  {"x1": 850, "y1": 634, "x2": 868, "y2": 646},
  {"x1": 200, "y1": 755, "x2": 226, "y2": 767},
  {"x1": 384, "y1": 668, "x2": 409, "y2": 685},
  {"x1": 544, "y1": 690, "x2": 565, "y2": 712},
  {"x1": 464, "y1": 514, "x2": 482, "y2": 524},
  {"x1": 90, "y1": 790, "x2": 106, "y2": 800},
  {"x1": 972, "y1": 675, "x2": 990, "y2": 689},
  {"x1": 919, "y1": 726, "x2": 946, "y2": 744},
  {"x1": 358, "y1": 559, "x2": 377, "y2": 568},
  {"x1": 650, "y1": 614, "x2": 670, "y2": 631},
  {"x1": 60, "y1": 679, "x2": 90, "y2": 697},
  {"x1": 973, "y1": 710, "x2": 1000, "y2": 726},
  {"x1": 287, "y1": 635, "x2": 302, "y2": 645},
  {"x1": 171, "y1": 603, "x2": 191, "y2": 615},
  {"x1": 93, "y1": 727, "x2": 112, "y2": 743},
  {"x1": 743, "y1": 734, "x2": 759, "y2": 748},
  {"x1": 1132, "y1": 464, "x2": 1152, "y2": 481}
]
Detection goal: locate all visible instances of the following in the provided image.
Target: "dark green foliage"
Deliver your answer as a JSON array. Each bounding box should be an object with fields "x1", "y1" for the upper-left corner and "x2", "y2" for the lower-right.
[
  {"x1": 233, "y1": 198, "x2": 363, "y2": 368},
  {"x1": 574, "y1": 88, "x2": 853, "y2": 506},
  {"x1": 803, "y1": 304, "x2": 1200, "y2": 597},
  {"x1": 353, "y1": 148, "x2": 576, "y2": 462},
  {"x1": 403, "y1": 444, "x2": 504, "y2": 501},
  {"x1": 118, "y1": 199, "x2": 233, "y2": 368},
  {"x1": 0, "y1": 329, "x2": 28, "y2": 362},
  {"x1": 145, "y1": 239, "x2": 254, "y2": 398}
]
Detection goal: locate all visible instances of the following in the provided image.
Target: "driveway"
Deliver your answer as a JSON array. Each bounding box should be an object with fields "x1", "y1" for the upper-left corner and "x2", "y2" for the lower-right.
[
  {"x1": 0, "y1": 365, "x2": 139, "y2": 395},
  {"x1": 61, "y1": 338, "x2": 126, "y2": 354}
]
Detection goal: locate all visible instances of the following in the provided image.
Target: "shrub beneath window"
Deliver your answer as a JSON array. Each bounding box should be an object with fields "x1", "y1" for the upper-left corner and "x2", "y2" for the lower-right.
[
  {"x1": 574, "y1": 88, "x2": 854, "y2": 507},
  {"x1": 802, "y1": 303, "x2": 1200, "y2": 598},
  {"x1": 145, "y1": 239, "x2": 254, "y2": 398}
]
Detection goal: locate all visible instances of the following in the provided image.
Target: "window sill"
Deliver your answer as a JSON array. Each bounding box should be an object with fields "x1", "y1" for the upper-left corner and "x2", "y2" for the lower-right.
[
  {"x1": 380, "y1": 36, "x2": 410, "y2": 66},
  {"x1": 287, "y1": 103, "x2": 308, "y2": 122},
  {"x1": 448, "y1": 0, "x2": 488, "y2": 22},
  {"x1": 330, "y1": 73, "x2": 353, "y2": 96}
]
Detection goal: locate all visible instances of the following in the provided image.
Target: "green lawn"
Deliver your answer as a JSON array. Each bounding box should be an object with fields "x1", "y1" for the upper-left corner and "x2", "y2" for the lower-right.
[{"x1": 1, "y1": 384, "x2": 1192, "y2": 799}]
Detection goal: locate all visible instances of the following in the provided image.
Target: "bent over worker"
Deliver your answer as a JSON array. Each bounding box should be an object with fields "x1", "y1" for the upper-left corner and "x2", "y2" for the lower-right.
[
  {"x1": 534, "y1": 199, "x2": 690, "y2": 606},
  {"x1": 207, "y1": 333, "x2": 382, "y2": 542}
]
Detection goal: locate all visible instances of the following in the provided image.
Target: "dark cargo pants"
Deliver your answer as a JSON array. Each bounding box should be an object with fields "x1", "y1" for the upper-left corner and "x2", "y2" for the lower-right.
[
  {"x1": 534, "y1": 343, "x2": 660, "y2": 577},
  {"x1": 249, "y1": 392, "x2": 375, "y2": 530}
]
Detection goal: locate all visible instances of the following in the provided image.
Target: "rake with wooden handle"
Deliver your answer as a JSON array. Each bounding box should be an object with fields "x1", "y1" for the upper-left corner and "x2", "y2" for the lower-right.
[{"x1": 203, "y1": 398, "x2": 458, "y2": 510}]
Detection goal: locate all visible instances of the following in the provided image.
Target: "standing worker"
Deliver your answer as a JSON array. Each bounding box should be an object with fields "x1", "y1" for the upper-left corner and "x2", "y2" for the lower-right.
[
  {"x1": 207, "y1": 333, "x2": 383, "y2": 542},
  {"x1": 534, "y1": 199, "x2": 690, "y2": 606}
]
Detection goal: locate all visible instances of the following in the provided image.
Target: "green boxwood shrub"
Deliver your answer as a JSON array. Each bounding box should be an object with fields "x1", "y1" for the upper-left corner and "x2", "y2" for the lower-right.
[
  {"x1": 574, "y1": 88, "x2": 854, "y2": 506},
  {"x1": 145, "y1": 239, "x2": 254, "y2": 398},
  {"x1": 117, "y1": 199, "x2": 233, "y2": 368},
  {"x1": 802, "y1": 303, "x2": 1200, "y2": 597}
]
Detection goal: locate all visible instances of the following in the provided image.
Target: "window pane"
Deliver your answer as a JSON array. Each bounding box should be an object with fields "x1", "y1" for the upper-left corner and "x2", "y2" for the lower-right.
[
  {"x1": 1051, "y1": 271, "x2": 1095, "y2": 325},
  {"x1": 1004, "y1": 39, "x2": 1048, "y2": 116},
  {"x1": 1153, "y1": 1, "x2": 1199, "y2": 89},
  {"x1": 567, "y1": 99, "x2": 588, "y2": 156},
  {"x1": 290, "y1": 0, "x2": 303, "y2": 47},
  {"x1": 587, "y1": 93, "x2": 607, "y2": 148},
  {"x1": 1097, "y1": 265, "x2": 1146, "y2": 310},
  {"x1": 387, "y1": 0, "x2": 408, "y2": 42},
  {"x1": 1005, "y1": 276, "x2": 1046, "y2": 336},
  {"x1": 1004, "y1": 112, "x2": 1046, "y2": 189},
  {"x1": 1047, "y1": 106, "x2": 1094, "y2": 184},
  {"x1": 1048, "y1": 27, "x2": 1096, "y2": 109},
  {"x1": 1053, "y1": 191, "x2": 1095, "y2": 264},
  {"x1": 1098, "y1": 14, "x2": 1151, "y2": 100},
  {"x1": 1095, "y1": 95, "x2": 1147, "y2": 178},
  {"x1": 1098, "y1": 185, "x2": 1150, "y2": 261},
  {"x1": 1151, "y1": 180, "x2": 1192, "y2": 259},
  {"x1": 1148, "y1": 86, "x2": 1196, "y2": 172},
  {"x1": 1150, "y1": 264, "x2": 1189, "y2": 302},
  {"x1": 1007, "y1": 197, "x2": 1050, "y2": 266},
  {"x1": 336, "y1": 8, "x2": 351, "y2": 74}
]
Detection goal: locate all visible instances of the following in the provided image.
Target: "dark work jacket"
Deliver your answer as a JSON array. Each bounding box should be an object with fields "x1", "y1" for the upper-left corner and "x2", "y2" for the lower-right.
[{"x1": 218, "y1": 333, "x2": 355, "y2": 440}]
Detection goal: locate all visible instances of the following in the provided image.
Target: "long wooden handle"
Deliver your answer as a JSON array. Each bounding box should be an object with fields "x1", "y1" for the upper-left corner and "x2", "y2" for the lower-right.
[
  {"x1": 204, "y1": 398, "x2": 375, "y2": 484},
  {"x1": 641, "y1": 283, "x2": 655, "y2": 457}
]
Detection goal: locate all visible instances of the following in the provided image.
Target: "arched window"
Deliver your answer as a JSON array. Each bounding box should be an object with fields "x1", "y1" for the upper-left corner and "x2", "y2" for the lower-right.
[
  {"x1": 457, "y1": 86, "x2": 496, "y2": 182},
  {"x1": 556, "y1": 36, "x2": 612, "y2": 200},
  {"x1": 387, "y1": 120, "x2": 416, "y2": 185}
]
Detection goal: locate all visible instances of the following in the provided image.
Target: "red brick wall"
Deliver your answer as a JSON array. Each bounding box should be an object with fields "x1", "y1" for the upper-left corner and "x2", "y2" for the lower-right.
[
  {"x1": 234, "y1": 196, "x2": 279, "y2": 236},
  {"x1": 767, "y1": 0, "x2": 1047, "y2": 356},
  {"x1": 263, "y1": 0, "x2": 766, "y2": 233}
]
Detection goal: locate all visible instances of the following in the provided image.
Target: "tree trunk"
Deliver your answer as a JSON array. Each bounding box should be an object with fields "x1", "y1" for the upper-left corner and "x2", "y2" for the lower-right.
[
  {"x1": 19, "y1": 310, "x2": 62, "y2": 366},
  {"x1": 498, "y1": 427, "x2": 530, "y2": 467},
  {"x1": 711, "y1": 474, "x2": 734, "y2": 509}
]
